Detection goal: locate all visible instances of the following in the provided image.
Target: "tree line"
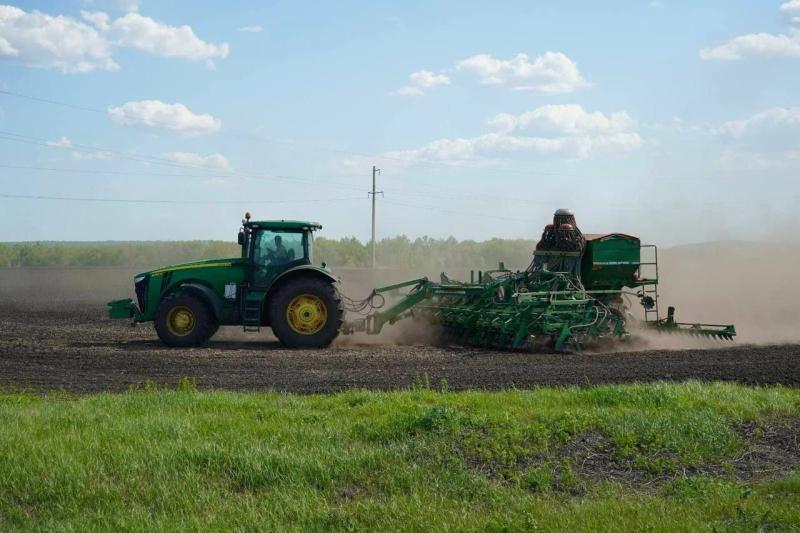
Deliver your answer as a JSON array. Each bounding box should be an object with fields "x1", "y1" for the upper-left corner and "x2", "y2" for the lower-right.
[{"x1": 0, "y1": 236, "x2": 537, "y2": 270}]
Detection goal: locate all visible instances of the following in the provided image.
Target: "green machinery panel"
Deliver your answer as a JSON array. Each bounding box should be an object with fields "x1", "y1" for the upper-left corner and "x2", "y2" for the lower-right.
[{"x1": 581, "y1": 234, "x2": 641, "y2": 290}]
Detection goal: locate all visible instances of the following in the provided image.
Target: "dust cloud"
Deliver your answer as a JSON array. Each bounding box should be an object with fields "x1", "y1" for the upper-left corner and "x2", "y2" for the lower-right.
[
  {"x1": 654, "y1": 242, "x2": 800, "y2": 344},
  {"x1": 1, "y1": 241, "x2": 797, "y2": 349}
]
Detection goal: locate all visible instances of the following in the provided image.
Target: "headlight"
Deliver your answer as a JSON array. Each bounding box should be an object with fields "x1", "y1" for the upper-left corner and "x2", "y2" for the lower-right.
[{"x1": 134, "y1": 275, "x2": 149, "y2": 312}]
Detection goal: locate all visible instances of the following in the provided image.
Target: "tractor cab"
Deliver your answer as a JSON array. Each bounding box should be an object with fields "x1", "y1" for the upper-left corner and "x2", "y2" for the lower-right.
[{"x1": 238, "y1": 215, "x2": 322, "y2": 288}]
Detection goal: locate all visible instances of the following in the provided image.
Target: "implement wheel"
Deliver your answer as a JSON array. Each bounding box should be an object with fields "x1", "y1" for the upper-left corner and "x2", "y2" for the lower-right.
[
  {"x1": 270, "y1": 277, "x2": 342, "y2": 348},
  {"x1": 154, "y1": 292, "x2": 217, "y2": 348}
]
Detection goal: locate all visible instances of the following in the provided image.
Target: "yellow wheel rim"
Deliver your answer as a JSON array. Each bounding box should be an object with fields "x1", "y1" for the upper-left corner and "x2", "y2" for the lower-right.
[
  {"x1": 166, "y1": 305, "x2": 195, "y2": 336},
  {"x1": 286, "y1": 294, "x2": 327, "y2": 335}
]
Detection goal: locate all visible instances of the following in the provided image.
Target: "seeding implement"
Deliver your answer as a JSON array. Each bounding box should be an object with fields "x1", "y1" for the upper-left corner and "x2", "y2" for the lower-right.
[
  {"x1": 343, "y1": 227, "x2": 735, "y2": 350},
  {"x1": 108, "y1": 210, "x2": 735, "y2": 350}
]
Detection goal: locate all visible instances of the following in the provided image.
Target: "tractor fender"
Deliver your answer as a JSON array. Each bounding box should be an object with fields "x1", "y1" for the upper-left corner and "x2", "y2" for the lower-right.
[
  {"x1": 265, "y1": 265, "x2": 337, "y2": 300},
  {"x1": 177, "y1": 283, "x2": 224, "y2": 321}
]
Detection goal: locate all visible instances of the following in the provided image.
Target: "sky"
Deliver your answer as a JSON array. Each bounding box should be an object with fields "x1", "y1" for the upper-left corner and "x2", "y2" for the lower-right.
[{"x1": 0, "y1": 0, "x2": 798, "y2": 245}]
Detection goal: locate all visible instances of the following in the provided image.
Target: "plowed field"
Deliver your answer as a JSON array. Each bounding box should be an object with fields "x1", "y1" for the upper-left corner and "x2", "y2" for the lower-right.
[{"x1": 1, "y1": 300, "x2": 798, "y2": 393}]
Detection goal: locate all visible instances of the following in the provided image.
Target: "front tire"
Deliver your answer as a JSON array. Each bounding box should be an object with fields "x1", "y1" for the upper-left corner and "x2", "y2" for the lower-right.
[
  {"x1": 154, "y1": 292, "x2": 217, "y2": 348},
  {"x1": 270, "y1": 277, "x2": 342, "y2": 348}
]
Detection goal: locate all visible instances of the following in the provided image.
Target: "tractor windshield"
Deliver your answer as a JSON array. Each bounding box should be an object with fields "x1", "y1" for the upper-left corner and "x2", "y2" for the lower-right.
[
  {"x1": 254, "y1": 230, "x2": 305, "y2": 266},
  {"x1": 252, "y1": 229, "x2": 307, "y2": 286}
]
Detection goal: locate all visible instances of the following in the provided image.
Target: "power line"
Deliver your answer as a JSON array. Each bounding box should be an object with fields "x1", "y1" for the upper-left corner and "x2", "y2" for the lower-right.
[
  {"x1": 0, "y1": 90, "x2": 759, "y2": 215},
  {"x1": 0, "y1": 190, "x2": 547, "y2": 224},
  {"x1": 0, "y1": 89, "x2": 108, "y2": 115},
  {"x1": 0, "y1": 193, "x2": 366, "y2": 205},
  {"x1": 0, "y1": 157, "x2": 733, "y2": 211},
  {"x1": 4, "y1": 86, "x2": 763, "y2": 217},
  {"x1": 0, "y1": 140, "x2": 750, "y2": 212},
  {"x1": 0, "y1": 149, "x2": 584, "y2": 208},
  {"x1": 0, "y1": 87, "x2": 654, "y2": 182},
  {"x1": 0, "y1": 88, "x2": 559, "y2": 178},
  {"x1": 0, "y1": 163, "x2": 242, "y2": 180},
  {"x1": 0, "y1": 86, "x2": 779, "y2": 187},
  {"x1": 0, "y1": 88, "x2": 742, "y2": 194},
  {"x1": 0, "y1": 163, "x2": 365, "y2": 185},
  {"x1": 0, "y1": 190, "x2": 548, "y2": 224},
  {"x1": 0, "y1": 131, "x2": 368, "y2": 191},
  {"x1": 0, "y1": 160, "x2": 625, "y2": 209},
  {"x1": 382, "y1": 199, "x2": 536, "y2": 223}
]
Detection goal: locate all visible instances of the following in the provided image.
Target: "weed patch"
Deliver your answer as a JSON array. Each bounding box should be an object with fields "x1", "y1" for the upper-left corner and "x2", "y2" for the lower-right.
[{"x1": 454, "y1": 417, "x2": 800, "y2": 494}]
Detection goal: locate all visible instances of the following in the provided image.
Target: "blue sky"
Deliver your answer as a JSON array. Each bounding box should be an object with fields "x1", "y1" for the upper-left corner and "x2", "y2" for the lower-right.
[{"x1": 0, "y1": 0, "x2": 798, "y2": 245}]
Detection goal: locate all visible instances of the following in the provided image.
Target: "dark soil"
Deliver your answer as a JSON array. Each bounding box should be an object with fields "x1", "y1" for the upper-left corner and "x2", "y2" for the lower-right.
[
  {"x1": 1, "y1": 300, "x2": 799, "y2": 394},
  {"x1": 732, "y1": 419, "x2": 800, "y2": 481}
]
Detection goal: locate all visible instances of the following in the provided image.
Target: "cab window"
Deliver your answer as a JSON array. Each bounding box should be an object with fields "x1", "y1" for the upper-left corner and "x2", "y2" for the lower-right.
[
  {"x1": 254, "y1": 230, "x2": 304, "y2": 267},
  {"x1": 252, "y1": 230, "x2": 305, "y2": 286}
]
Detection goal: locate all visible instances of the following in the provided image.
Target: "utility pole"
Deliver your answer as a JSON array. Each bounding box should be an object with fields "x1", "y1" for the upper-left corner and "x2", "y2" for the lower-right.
[{"x1": 368, "y1": 165, "x2": 382, "y2": 269}]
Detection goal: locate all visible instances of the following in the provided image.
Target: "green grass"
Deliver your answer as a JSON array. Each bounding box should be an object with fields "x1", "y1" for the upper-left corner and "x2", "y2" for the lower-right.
[{"x1": 0, "y1": 382, "x2": 798, "y2": 531}]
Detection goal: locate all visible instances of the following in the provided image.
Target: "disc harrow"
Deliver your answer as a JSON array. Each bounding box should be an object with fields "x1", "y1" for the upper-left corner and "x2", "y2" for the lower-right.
[{"x1": 647, "y1": 307, "x2": 736, "y2": 341}]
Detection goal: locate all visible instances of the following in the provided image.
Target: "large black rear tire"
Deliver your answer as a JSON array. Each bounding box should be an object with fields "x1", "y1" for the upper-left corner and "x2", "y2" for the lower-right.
[
  {"x1": 269, "y1": 277, "x2": 342, "y2": 348},
  {"x1": 154, "y1": 292, "x2": 217, "y2": 348}
]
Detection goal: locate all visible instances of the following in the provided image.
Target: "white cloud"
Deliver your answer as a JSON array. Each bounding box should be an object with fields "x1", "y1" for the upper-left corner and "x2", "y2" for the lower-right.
[
  {"x1": 163, "y1": 151, "x2": 230, "y2": 170},
  {"x1": 489, "y1": 104, "x2": 635, "y2": 136},
  {"x1": 780, "y1": 0, "x2": 800, "y2": 13},
  {"x1": 108, "y1": 100, "x2": 222, "y2": 135},
  {"x1": 456, "y1": 52, "x2": 587, "y2": 94},
  {"x1": 700, "y1": 29, "x2": 800, "y2": 60},
  {"x1": 237, "y1": 25, "x2": 263, "y2": 33},
  {"x1": 701, "y1": 2, "x2": 800, "y2": 60},
  {"x1": 710, "y1": 107, "x2": 800, "y2": 170},
  {"x1": 0, "y1": 36, "x2": 16, "y2": 56},
  {"x1": 715, "y1": 107, "x2": 800, "y2": 137},
  {"x1": 0, "y1": 5, "x2": 118, "y2": 73},
  {"x1": 104, "y1": 12, "x2": 229, "y2": 63},
  {"x1": 409, "y1": 70, "x2": 450, "y2": 88},
  {"x1": 396, "y1": 51, "x2": 586, "y2": 96},
  {"x1": 783, "y1": 1, "x2": 800, "y2": 25},
  {"x1": 394, "y1": 69, "x2": 450, "y2": 97},
  {"x1": 80, "y1": 11, "x2": 110, "y2": 31},
  {"x1": 47, "y1": 136, "x2": 73, "y2": 148},
  {"x1": 0, "y1": 5, "x2": 228, "y2": 73},
  {"x1": 361, "y1": 104, "x2": 640, "y2": 164},
  {"x1": 46, "y1": 136, "x2": 110, "y2": 159}
]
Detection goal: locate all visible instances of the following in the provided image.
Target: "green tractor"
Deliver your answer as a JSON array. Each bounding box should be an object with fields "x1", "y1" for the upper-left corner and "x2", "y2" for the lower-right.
[{"x1": 108, "y1": 214, "x2": 342, "y2": 348}]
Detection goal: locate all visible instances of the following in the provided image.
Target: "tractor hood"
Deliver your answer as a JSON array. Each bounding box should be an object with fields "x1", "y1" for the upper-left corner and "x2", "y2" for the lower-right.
[{"x1": 137, "y1": 257, "x2": 247, "y2": 279}]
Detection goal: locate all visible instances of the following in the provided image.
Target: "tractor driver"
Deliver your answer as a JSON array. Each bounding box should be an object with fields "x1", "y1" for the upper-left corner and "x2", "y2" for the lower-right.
[{"x1": 267, "y1": 235, "x2": 294, "y2": 264}]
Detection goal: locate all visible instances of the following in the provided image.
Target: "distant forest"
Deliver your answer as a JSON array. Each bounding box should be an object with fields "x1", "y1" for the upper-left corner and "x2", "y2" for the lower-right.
[{"x1": 0, "y1": 237, "x2": 537, "y2": 270}]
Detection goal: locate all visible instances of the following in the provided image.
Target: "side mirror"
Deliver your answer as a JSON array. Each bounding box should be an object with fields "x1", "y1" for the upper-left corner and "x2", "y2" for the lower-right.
[{"x1": 237, "y1": 231, "x2": 245, "y2": 245}]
